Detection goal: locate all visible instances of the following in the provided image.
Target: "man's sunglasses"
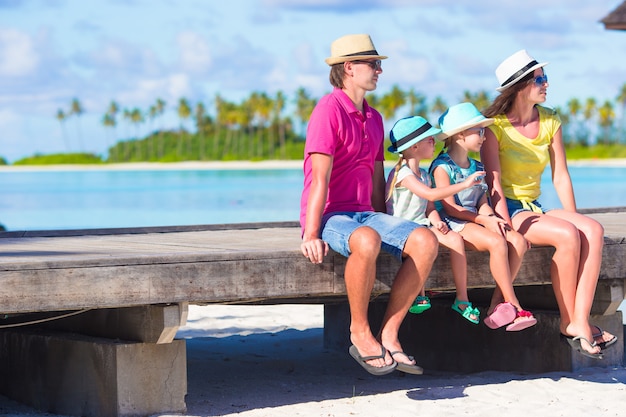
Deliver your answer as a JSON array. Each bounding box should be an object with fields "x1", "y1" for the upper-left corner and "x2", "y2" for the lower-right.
[{"x1": 352, "y1": 59, "x2": 382, "y2": 71}]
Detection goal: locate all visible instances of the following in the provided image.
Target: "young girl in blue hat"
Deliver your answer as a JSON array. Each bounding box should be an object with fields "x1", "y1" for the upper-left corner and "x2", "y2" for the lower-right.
[
  {"x1": 385, "y1": 115, "x2": 486, "y2": 324},
  {"x1": 430, "y1": 102, "x2": 536, "y2": 331}
]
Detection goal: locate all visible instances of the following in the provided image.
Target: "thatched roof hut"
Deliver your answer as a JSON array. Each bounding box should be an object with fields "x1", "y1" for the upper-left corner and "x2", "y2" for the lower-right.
[{"x1": 601, "y1": 1, "x2": 626, "y2": 30}]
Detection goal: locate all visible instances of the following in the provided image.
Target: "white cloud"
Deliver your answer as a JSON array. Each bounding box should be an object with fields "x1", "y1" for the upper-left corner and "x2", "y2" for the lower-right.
[
  {"x1": 0, "y1": 28, "x2": 38, "y2": 76},
  {"x1": 177, "y1": 31, "x2": 212, "y2": 74}
]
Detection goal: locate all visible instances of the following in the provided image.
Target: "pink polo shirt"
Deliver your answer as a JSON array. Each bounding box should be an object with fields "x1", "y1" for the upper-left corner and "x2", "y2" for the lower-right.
[{"x1": 300, "y1": 87, "x2": 385, "y2": 234}]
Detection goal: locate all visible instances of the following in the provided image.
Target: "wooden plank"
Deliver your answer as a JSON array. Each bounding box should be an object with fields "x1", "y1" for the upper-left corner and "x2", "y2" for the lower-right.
[{"x1": 0, "y1": 213, "x2": 624, "y2": 315}]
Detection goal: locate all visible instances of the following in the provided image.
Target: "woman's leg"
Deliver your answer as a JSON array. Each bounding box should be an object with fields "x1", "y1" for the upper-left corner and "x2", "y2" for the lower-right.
[
  {"x1": 513, "y1": 210, "x2": 601, "y2": 354},
  {"x1": 545, "y1": 210, "x2": 611, "y2": 345}
]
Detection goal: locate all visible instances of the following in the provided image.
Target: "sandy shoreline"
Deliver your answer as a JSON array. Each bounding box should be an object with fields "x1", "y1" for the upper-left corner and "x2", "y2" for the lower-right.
[{"x1": 0, "y1": 158, "x2": 625, "y2": 172}]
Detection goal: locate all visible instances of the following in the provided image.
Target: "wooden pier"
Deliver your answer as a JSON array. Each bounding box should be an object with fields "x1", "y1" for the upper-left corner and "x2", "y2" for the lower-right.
[{"x1": 0, "y1": 208, "x2": 624, "y2": 416}]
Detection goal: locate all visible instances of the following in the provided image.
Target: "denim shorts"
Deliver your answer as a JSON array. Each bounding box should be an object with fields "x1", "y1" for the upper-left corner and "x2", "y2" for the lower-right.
[
  {"x1": 321, "y1": 211, "x2": 422, "y2": 261},
  {"x1": 506, "y1": 197, "x2": 551, "y2": 218}
]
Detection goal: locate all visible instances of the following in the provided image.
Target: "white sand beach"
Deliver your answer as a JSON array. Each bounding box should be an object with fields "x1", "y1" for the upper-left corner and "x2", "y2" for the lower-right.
[
  {"x1": 0, "y1": 304, "x2": 624, "y2": 417},
  {"x1": 0, "y1": 157, "x2": 625, "y2": 172}
]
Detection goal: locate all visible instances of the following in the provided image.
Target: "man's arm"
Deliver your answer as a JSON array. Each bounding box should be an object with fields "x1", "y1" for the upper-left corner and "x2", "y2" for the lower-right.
[
  {"x1": 371, "y1": 161, "x2": 386, "y2": 213},
  {"x1": 301, "y1": 153, "x2": 332, "y2": 263}
]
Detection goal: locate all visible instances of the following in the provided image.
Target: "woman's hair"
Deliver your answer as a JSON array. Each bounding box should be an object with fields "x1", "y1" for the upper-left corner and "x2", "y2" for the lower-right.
[
  {"x1": 329, "y1": 64, "x2": 345, "y2": 88},
  {"x1": 483, "y1": 72, "x2": 535, "y2": 118},
  {"x1": 385, "y1": 154, "x2": 405, "y2": 202}
]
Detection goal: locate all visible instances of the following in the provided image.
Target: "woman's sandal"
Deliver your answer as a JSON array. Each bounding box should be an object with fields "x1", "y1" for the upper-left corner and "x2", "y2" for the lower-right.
[
  {"x1": 409, "y1": 295, "x2": 431, "y2": 314},
  {"x1": 451, "y1": 299, "x2": 480, "y2": 324},
  {"x1": 592, "y1": 325, "x2": 618, "y2": 350},
  {"x1": 505, "y1": 309, "x2": 537, "y2": 332}
]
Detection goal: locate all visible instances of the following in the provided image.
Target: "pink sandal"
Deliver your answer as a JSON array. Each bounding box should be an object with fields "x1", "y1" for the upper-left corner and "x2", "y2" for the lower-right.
[
  {"x1": 505, "y1": 309, "x2": 537, "y2": 332},
  {"x1": 483, "y1": 302, "x2": 516, "y2": 329}
]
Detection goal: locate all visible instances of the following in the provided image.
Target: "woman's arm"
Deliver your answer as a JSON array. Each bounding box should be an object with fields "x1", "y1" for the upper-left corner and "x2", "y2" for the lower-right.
[
  {"x1": 481, "y1": 127, "x2": 512, "y2": 224},
  {"x1": 549, "y1": 126, "x2": 577, "y2": 212}
]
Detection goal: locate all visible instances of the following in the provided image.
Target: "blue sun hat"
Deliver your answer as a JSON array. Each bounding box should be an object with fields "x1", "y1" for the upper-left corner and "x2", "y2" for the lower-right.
[
  {"x1": 437, "y1": 102, "x2": 494, "y2": 140},
  {"x1": 387, "y1": 116, "x2": 441, "y2": 153}
]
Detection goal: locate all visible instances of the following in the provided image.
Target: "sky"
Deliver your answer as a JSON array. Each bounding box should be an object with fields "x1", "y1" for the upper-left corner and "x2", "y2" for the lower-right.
[{"x1": 0, "y1": 0, "x2": 625, "y2": 162}]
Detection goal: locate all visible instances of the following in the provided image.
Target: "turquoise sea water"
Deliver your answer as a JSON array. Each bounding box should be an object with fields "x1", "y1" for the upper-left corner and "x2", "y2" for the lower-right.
[{"x1": 0, "y1": 165, "x2": 625, "y2": 232}]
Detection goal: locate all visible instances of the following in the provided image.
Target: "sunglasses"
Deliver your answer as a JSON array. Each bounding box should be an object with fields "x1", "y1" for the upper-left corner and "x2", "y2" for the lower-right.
[
  {"x1": 532, "y1": 74, "x2": 548, "y2": 86},
  {"x1": 352, "y1": 59, "x2": 382, "y2": 71},
  {"x1": 469, "y1": 127, "x2": 485, "y2": 137}
]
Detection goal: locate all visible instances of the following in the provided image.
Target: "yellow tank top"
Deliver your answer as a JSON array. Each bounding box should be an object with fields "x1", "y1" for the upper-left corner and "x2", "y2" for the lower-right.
[{"x1": 489, "y1": 105, "x2": 561, "y2": 202}]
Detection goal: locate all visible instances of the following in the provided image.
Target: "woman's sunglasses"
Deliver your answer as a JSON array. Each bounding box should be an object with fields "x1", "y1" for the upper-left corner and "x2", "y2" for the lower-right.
[{"x1": 532, "y1": 74, "x2": 548, "y2": 86}]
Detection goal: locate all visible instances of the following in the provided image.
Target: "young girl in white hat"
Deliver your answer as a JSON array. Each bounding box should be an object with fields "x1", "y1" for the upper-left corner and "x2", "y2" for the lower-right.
[
  {"x1": 430, "y1": 102, "x2": 537, "y2": 331},
  {"x1": 386, "y1": 115, "x2": 485, "y2": 323}
]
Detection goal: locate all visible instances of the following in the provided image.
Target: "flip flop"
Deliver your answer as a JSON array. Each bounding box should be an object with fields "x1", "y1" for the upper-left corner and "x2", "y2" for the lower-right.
[
  {"x1": 592, "y1": 325, "x2": 618, "y2": 350},
  {"x1": 390, "y1": 351, "x2": 424, "y2": 375},
  {"x1": 560, "y1": 334, "x2": 604, "y2": 360},
  {"x1": 505, "y1": 309, "x2": 537, "y2": 332},
  {"x1": 483, "y1": 302, "x2": 516, "y2": 329},
  {"x1": 408, "y1": 295, "x2": 431, "y2": 314},
  {"x1": 348, "y1": 345, "x2": 397, "y2": 376}
]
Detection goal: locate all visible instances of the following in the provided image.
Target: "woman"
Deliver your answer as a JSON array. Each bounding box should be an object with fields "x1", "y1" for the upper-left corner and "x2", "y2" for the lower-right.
[{"x1": 481, "y1": 49, "x2": 616, "y2": 359}]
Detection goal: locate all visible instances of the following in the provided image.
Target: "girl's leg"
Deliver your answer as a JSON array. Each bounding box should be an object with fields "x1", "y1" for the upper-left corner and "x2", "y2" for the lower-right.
[
  {"x1": 488, "y1": 229, "x2": 528, "y2": 311},
  {"x1": 459, "y1": 222, "x2": 522, "y2": 310},
  {"x1": 434, "y1": 228, "x2": 469, "y2": 301}
]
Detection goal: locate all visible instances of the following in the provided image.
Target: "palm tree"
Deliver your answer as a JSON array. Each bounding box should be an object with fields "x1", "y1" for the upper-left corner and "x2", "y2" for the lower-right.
[
  {"x1": 177, "y1": 98, "x2": 192, "y2": 159},
  {"x1": 106, "y1": 100, "x2": 120, "y2": 153},
  {"x1": 406, "y1": 88, "x2": 427, "y2": 116},
  {"x1": 295, "y1": 87, "x2": 315, "y2": 137},
  {"x1": 566, "y1": 98, "x2": 582, "y2": 145},
  {"x1": 55, "y1": 109, "x2": 69, "y2": 151},
  {"x1": 617, "y1": 83, "x2": 626, "y2": 143},
  {"x1": 148, "y1": 105, "x2": 158, "y2": 160},
  {"x1": 154, "y1": 98, "x2": 166, "y2": 159},
  {"x1": 194, "y1": 102, "x2": 207, "y2": 159},
  {"x1": 129, "y1": 108, "x2": 144, "y2": 159},
  {"x1": 274, "y1": 91, "x2": 287, "y2": 159},
  {"x1": 583, "y1": 97, "x2": 597, "y2": 145},
  {"x1": 101, "y1": 113, "x2": 116, "y2": 156},
  {"x1": 430, "y1": 96, "x2": 448, "y2": 123},
  {"x1": 597, "y1": 100, "x2": 615, "y2": 145},
  {"x1": 70, "y1": 98, "x2": 84, "y2": 150},
  {"x1": 379, "y1": 84, "x2": 406, "y2": 122}
]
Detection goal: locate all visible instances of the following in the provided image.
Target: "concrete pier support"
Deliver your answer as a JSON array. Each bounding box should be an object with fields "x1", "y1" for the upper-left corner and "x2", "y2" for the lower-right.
[
  {"x1": 0, "y1": 330, "x2": 187, "y2": 417},
  {"x1": 0, "y1": 303, "x2": 189, "y2": 416}
]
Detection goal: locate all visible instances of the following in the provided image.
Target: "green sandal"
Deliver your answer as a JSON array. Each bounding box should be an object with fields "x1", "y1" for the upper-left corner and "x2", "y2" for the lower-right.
[
  {"x1": 409, "y1": 295, "x2": 431, "y2": 314},
  {"x1": 451, "y1": 299, "x2": 480, "y2": 324}
]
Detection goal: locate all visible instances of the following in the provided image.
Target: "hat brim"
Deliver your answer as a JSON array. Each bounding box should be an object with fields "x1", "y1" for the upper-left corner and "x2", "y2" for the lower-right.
[
  {"x1": 496, "y1": 62, "x2": 548, "y2": 92},
  {"x1": 437, "y1": 117, "x2": 494, "y2": 141},
  {"x1": 325, "y1": 55, "x2": 388, "y2": 66},
  {"x1": 388, "y1": 125, "x2": 441, "y2": 153}
]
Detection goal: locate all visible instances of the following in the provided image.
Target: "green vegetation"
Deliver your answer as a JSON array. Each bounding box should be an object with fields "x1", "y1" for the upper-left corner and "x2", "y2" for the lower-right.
[
  {"x1": 4, "y1": 82, "x2": 626, "y2": 165},
  {"x1": 13, "y1": 153, "x2": 104, "y2": 165}
]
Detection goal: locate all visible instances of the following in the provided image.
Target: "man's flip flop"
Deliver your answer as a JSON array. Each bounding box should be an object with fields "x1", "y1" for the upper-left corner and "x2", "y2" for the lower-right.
[
  {"x1": 349, "y1": 345, "x2": 397, "y2": 376},
  {"x1": 592, "y1": 325, "x2": 618, "y2": 350},
  {"x1": 483, "y1": 302, "x2": 516, "y2": 329},
  {"x1": 390, "y1": 351, "x2": 424, "y2": 375},
  {"x1": 560, "y1": 334, "x2": 604, "y2": 360}
]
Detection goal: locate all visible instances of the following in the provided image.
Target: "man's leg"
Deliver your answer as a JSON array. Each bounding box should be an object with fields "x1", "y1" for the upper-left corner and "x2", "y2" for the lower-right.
[
  {"x1": 379, "y1": 227, "x2": 438, "y2": 356},
  {"x1": 344, "y1": 226, "x2": 393, "y2": 368}
]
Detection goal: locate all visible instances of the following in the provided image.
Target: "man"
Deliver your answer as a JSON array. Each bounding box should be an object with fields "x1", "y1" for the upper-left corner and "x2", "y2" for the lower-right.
[{"x1": 299, "y1": 33, "x2": 438, "y2": 375}]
